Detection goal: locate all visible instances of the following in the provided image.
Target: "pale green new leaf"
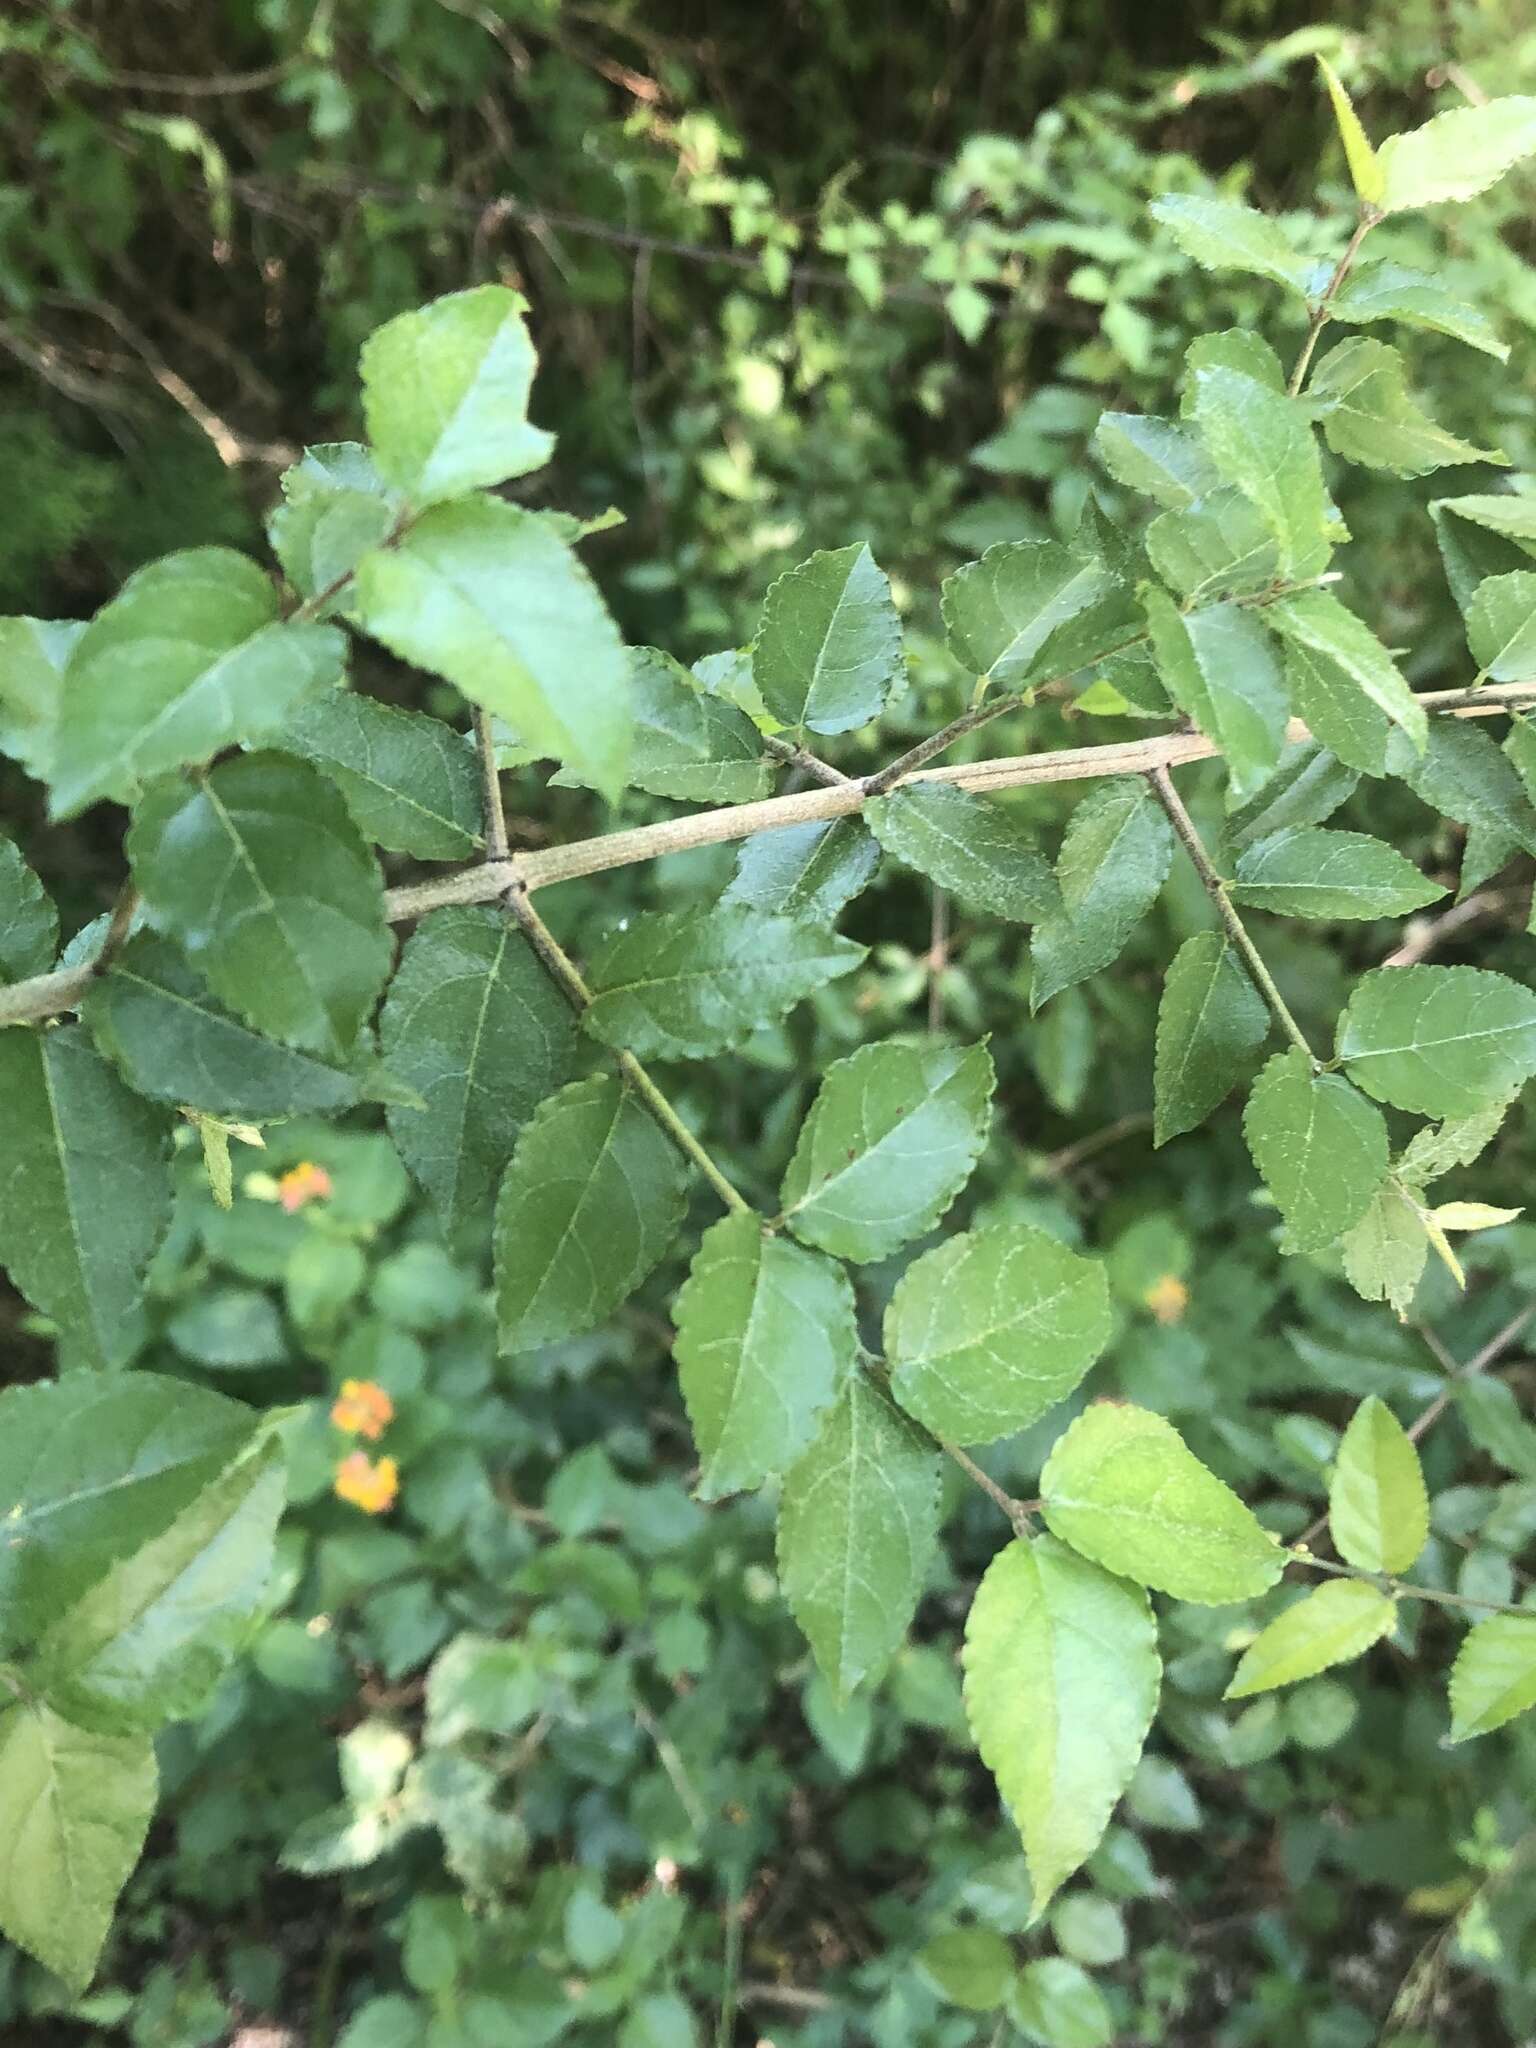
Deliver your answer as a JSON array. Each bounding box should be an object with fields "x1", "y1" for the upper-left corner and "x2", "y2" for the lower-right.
[
  {"x1": 1030, "y1": 782, "x2": 1173, "y2": 1010},
  {"x1": 381, "y1": 907, "x2": 578, "y2": 1246},
  {"x1": 866, "y1": 782, "x2": 1060, "y2": 921},
  {"x1": 1153, "y1": 932, "x2": 1268, "y2": 1146},
  {"x1": 673, "y1": 1210, "x2": 857, "y2": 1498},
  {"x1": 1329, "y1": 1395, "x2": 1429, "y2": 1574},
  {"x1": 128, "y1": 752, "x2": 392, "y2": 1060},
  {"x1": 1310, "y1": 337, "x2": 1503, "y2": 477},
  {"x1": 723, "y1": 817, "x2": 881, "y2": 921},
  {"x1": 1149, "y1": 194, "x2": 1311, "y2": 294},
  {"x1": 0, "y1": 836, "x2": 57, "y2": 982},
  {"x1": 1267, "y1": 589, "x2": 1426, "y2": 754},
  {"x1": 1337, "y1": 964, "x2": 1536, "y2": 1117},
  {"x1": 1467, "y1": 572, "x2": 1536, "y2": 681},
  {"x1": 584, "y1": 905, "x2": 864, "y2": 1060},
  {"x1": 49, "y1": 549, "x2": 344, "y2": 818},
  {"x1": 353, "y1": 496, "x2": 630, "y2": 802},
  {"x1": 943, "y1": 539, "x2": 1132, "y2": 689},
  {"x1": 0, "y1": 1026, "x2": 171, "y2": 1371},
  {"x1": 0, "y1": 1704, "x2": 156, "y2": 1992},
  {"x1": 282, "y1": 691, "x2": 482, "y2": 859},
  {"x1": 962, "y1": 1536, "x2": 1160, "y2": 1911},
  {"x1": 1376, "y1": 96, "x2": 1536, "y2": 213},
  {"x1": 1318, "y1": 58, "x2": 1385, "y2": 205},
  {"x1": 1225, "y1": 1580, "x2": 1396, "y2": 1699},
  {"x1": 589, "y1": 647, "x2": 771, "y2": 803},
  {"x1": 1447, "y1": 1614, "x2": 1536, "y2": 1742},
  {"x1": 0, "y1": 615, "x2": 80, "y2": 781},
  {"x1": 776, "y1": 1374, "x2": 940, "y2": 1697},
  {"x1": 780, "y1": 1039, "x2": 994, "y2": 1261},
  {"x1": 1243, "y1": 1047, "x2": 1388, "y2": 1251},
  {"x1": 1396, "y1": 1097, "x2": 1512, "y2": 1184},
  {"x1": 1232, "y1": 827, "x2": 1445, "y2": 919},
  {"x1": 494, "y1": 1075, "x2": 688, "y2": 1352},
  {"x1": 1093, "y1": 412, "x2": 1218, "y2": 509},
  {"x1": 753, "y1": 543, "x2": 903, "y2": 734},
  {"x1": 886, "y1": 1223, "x2": 1110, "y2": 1445},
  {"x1": 1041, "y1": 1403, "x2": 1285, "y2": 1603},
  {"x1": 360, "y1": 285, "x2": 553, "y2": 503},
  {"x1": 1143, "y1": 590, "x2": 1288, "y2": 806},
  {"x1": 1340, "y1": 1180, "x2": 1430, "y2": 1320},
  {"x1": 267, "y1": 442, "x2": 402, "y2": 609},
  {"x1": 1329, "y1": 263, "x2": 1508, "y2": 361}
]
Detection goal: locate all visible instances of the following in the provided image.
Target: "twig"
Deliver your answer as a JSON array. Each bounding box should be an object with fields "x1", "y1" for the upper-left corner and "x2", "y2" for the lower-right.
[
  {"x1": 1382, "y1": 888, "x2": 1517, "y2": 968},
  {"x1": 934, "y1": 1436, "x2": 1034, "y2": 1538},
  {"x1": 1287, "y1": 210, "x2": 1378, "y2": 399},
  {"x1": 1296, "y1": 1551, "x2": 1535, "y2": 1621},
  {"x1": 471, "y1": 706, "x2": 511, "y2": 860},
  {"x1": 1039, "y1": 1111, "x2": 1154, "y2": 1179}
]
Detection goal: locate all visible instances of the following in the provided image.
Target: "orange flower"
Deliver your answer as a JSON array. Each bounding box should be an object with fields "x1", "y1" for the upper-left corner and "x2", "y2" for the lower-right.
[
  {"x1": 330, "y1": 1378, "x2": 395, "y2": 1441},
  {"x1": 1142, "y1": 1273, "x2": 1190, "y2": 1325},
  {"x1": 278, "y1": 1160, "x2": 333, "y2": 1213},
  {"x1": 334, "y1": 1451, "x2": 399, "y2": 1515}
]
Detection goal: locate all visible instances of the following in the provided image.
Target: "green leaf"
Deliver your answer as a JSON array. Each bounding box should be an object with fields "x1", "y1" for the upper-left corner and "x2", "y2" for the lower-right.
[
  {"x1": 49, "y1": 550, "x2": 344, "y2": 819},
  {"x1": 1030, "y1": 782, "x2": 1173, "y2": 1010},
  {"x1": 1153, "y1": 932, "x2": 1268, "y2": 1146},
  {"x1": 30, "y1": 1440, "x2": 285, "y2": 1734},
  {"x1": 0, "y1": 616, "x2": 79, "y2": 782},
  {"x1": 1146, "y1": 488, "x2": 1285, "y2": 604},
  {"x1": 1329, "y1": 1395, "x2": 1429, "y2": 1574},
  {"x1": 128, "y1": 752, "x2": 391, "y2": 1060},
  {"x1": 1397, "y1": 1096, "x2": 1512, "y2": 1184},
  {"x1": 1388, "y1": 718, "x2": 1536, "y2": 852},
  {"x1": 584, "y1": 905, "x2": 864, "y2": 1060},
  {"x1": 1227, "y1": 741, "x2": 1360, "y2": 848},
  {"x1": 866, "y1": 782, "x2": 1060, "y2": 921},
  {"x1": 1008, "y1": 1957, "x2": 1116, "y2": 2048},
  {"x1": 1447, "y1": 1614, "x2": 1536, "y2": 1741},
  {"x1": 360, "y1": 285, "x2": 553, "y2": 504},
  {"x1": 267, "y1": 443, "x2": 402, "y2": 609},
  {"x1": 1310, "y1": 337, "x2": 1503, "y2": 477},
  {"x1": 753, "y1": 542, "x2": 902, "y2": 734},
  {"x1": 962, "y1": 1536, "x2": 1159, "y2": 1912},
  {"x1": 0, "y1": 836, "x2": 57, "y2": 982},
  {"x1": 723, "y1": 817, "x2": 881, "y2": 921},
  {"x1": 1340, "y1": 1180, "x2": 1430, "y2": 1319},
  {"x1": 943, "y1": 539, "x2": 1131, "y2": 690},
  {"x1": 1468, "y1": 572, "x2": 1536, "y2": 681},
  {"x1": 1040, "y1": 1403, "x2": 1285, "y2": 1603},
  {"x1": 1190, "y1": 367, "x2": 1331, "y2": 581},
  {"x1": 0, "y1": 1704, "x2": 156, "y2": 1992},
  {"x1": 84, "y1": 933, "x2": 363, "y2": 1119},
  {"x1": 583, "y1": 647, "x2": 770, "y2": 803},
  {"x1": 1430, "y1": 492, "x2": 1536, "y2": 556},
  {"x1": 672, "y1": 1210, "x2": 856, "y2": 1498},
  {"x1": 915, "y1": 1927, "x2": 1015, "y2": 2011},
  {"x1": 1318, "y1": 58, "x2": 1385, "y2": 205},
  {"x1": 494, "y1": 1075, "x2": 688, "y2": 1352},
  {"x1": 1225, "y1": 1580, "x2": 1397, "y2": 1699},
  {"x1": 282, "y1": 691, "x2": 482, "y2": 860},
  {"x1": 1337, "y1": 964, "x2": 1536, "y2": 1117},
  {"x1": 886, "y1": 1223, "x2": 1110, "y2": 1445},
  {"x1": 1268, "y1": 589, "x2": 1426, "y2": 756},
  {"x1": 1232, "y1": 826, "x2": 1445, "y2": 919},
  {"x1": 1149, "y1": 194, "x2": 1311, "y2": 294},
  {"x1": 777, "y1": 1375, "x2": 940, "y2": 1698},
  {"x1": 381, "y1": 907, "x2": 578, "y2": 1247},
  {"x1": 353, "y1": 497, "x2": 630, "y2": 803},
  {"x1": 779, "y1": 1039, "x2": 994, "y2": 1261},
  {"x1": 0, "y1": 1372, "x2": 258, "y2": 1653},
  {"x1": 0, "y1": 1026, "x2": 171, "y2": 1370},
  {"x1": 1329, "y1": 263, "x2": 1508, "y2": 361},
  {"x1": 1276, "y1": 641, "x2": 1389, "y2": 776},
  {"x1": 1377, "y1": 96, "x2": 1536, "y2": 212},
  {"x1": 1143, "y1": 591, "x2": 1288, "y2": 806},
  {"x1": 1244, "y1": 1047, "x2": 1388, "y2": 1250},
  {"x1": 1093, "y1": 412, "x2": 1219, "y2": 509}
]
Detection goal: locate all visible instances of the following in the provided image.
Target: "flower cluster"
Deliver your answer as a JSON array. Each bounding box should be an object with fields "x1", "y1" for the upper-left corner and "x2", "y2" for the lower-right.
[{"x1": 330, "y1": 1377, "x2": 398, "y2": 1513}]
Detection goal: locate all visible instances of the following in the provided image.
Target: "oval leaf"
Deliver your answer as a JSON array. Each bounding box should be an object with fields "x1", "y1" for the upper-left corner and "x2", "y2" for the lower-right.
[
  {"x1": 1243, "y1": 1047, "x2": 1388, "y2": 1251},
  {"x1": 1225, "y1": 1580, "x2": 1396, "y2": 1699},
  {"x1": 1328, "y1": 1395, "x2": 1428, "y2": 1575},
  {"x1": 866, "y1": 782, "x2": 1059, "y2": 922},
  {"x1": 1337, "y1": 965, "x2": 1536, "y2": 1118},
  {"x1": 753, "y1": 543, "x2": 902, "y2": 735}
]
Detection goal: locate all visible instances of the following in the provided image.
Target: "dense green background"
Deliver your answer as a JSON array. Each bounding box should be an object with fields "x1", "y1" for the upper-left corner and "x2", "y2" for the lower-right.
[{"x1": 5, "y1": 2, "x2": 1536, "y2": 2042}]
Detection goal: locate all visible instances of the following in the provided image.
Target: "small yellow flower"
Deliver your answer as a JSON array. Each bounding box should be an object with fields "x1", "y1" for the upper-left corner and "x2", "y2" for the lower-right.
[
  {"x1": 330, "y1": 1378, "x2": 395, "y2": 1441},
  {"x1": 334, "y1": 1451, "x2": 399, "y2": 1515},
  {"x1": 1142, "y1": 1273, "x2": 1190, "y2": 1325},
  {"x1": 279, "y1": 1160, "x2": 333, "y2": 1213}
]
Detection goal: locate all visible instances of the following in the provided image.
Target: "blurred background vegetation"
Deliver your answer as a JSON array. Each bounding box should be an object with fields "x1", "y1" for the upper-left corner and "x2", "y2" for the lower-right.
[{"x1": 6, "y1": 2, "x2": 1536, "y2": 2043}]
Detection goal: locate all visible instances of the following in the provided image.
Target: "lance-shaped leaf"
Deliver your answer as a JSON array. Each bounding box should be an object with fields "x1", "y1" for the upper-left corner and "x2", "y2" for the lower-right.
[
  {"x1": 1154, "y1": 932, "x2": 1268, "y2": 1146},
  {"x1": 1267, "y1": 589, "x2": 1425, "y2": 755},
  {"x1": 282, "y1": 690, "x2": 482, "y2": 859},
  {"x1": 886, "y1": 1223, "x2": 1110, "y2": 1445},
  {"x1": 1093, "y1": 411, "x2": 1219, "y2": 508},
  {"x1": 1244, "y1": 1048, "x2": 1388, "y2": 1250},
  {"x1": 0, "y1": 1026, "x2": 171, "y2": 1371},
  {"x1": 1225, "y1": 1580, "x2": 1397, "y2": 1699},
  {"x1": 1190, "y1": 367, "x2": 1332, "y2": 581},
  {"x1": 1468, "y1": 572, "x2": 1536, "y2": 682},
  {"x1": 360, "y1": 285, "x2": 553, "y2": 504},
  {"x1": 353, "y1": 497, "x2": 630, "y2": 802},
  {"x1": 962, "y1": 1536, "x2": 1160, "y2": 1912},
  {"x1": 779, "y1": 1039, "x2": 994, "y2": 1262},
  {"x1": 1387, "y1": 719, "x2": 1536, "y2": 853},
  {"x1": 1232, "y1": 827, "x2": 1446, "y2": 920},
  {"x1": 1146, "y1": 487, "x2": 1285, "y2": 605},
  {"x1": 1329, "y1": 1395, "x2": 1428, "y2": 1575},
  {"x1": 0, "y1": 615, "x2": 80, "y2": 781},
  {"x1": 1337, "y1": 964, "x2": 1536, "y2": 1118},
  {"x1": 753, "y1": 543, "x2": 902, "y2": 734},
  {"x1": 0, "y1": 836, "x2": 57, "y2": 982},
  {"x1": 1227, "y1": 742, "x2": 1360, "y2": 848},
  {"x1": 49, "y1": 549, "x2": 344, "y2": 818},
  {"x1": 866, "y1": 782, "x2": 1059, "y2": 922},
  {"x1": 1311, "y1": 337, "x2": 1503, "y2": 477},
  {"x1": 1318, "y1": 57, "x2": 1385, "y2": 205},
  {"x1": 723, "y1": 817, "x2": 881, "y2": 921},
  {"x1": 942, "y1": 538, "x2": 1131, "y2": 690},
  {"x1": 1447, "y1": 1614, "x2": 1536, "y2": 1742},
  {"x1": 777, "y1": 1375, "x2": 940, "y2": 1698},
  {"x1": 381, "y1": 907, "x2": 578, "y2": 1246},
  {"x1": 494, "y1": 1075, "x2": 689, "y2": 1352},
  {"x1": 1377, "y1": 95, "x2": 1536, "y2": 213},
  {"x1": 1040, "y1": 1403, "x2": 1285, "y2": 1603},
  {"x1": 0, "y1": 1704, "x2": 156, "y2": 1992},
  {"x1": 1149, "y1": 194, "x2": 1311, "y2": 294},
  {"x1": 128, "y1": 752, "x2": 392, "y2": 1060},
  {"x1": 1340, "y1": 1181, "x2": 1430, "y2": 1320},
  {"x1": 1330, "y1": 262, "x2": 1508, "y2": 360},
  {"x1": 672, "y1": 1210, "x2": 856, "y2": 1499},
  {"x1": 84, "y1": 934, "x2": 363, "y2": 1119},
  {"x1": 574, "y1": 647, "x2": 771, "y2": 803},
  {"x1": 1030, "y1": 782, "x2": 1173, "y2": 1010},
  {"x1": 267, "y1": 442, "x2": 402, "y2": 609},
  {"x1": 584, "y1": 905, "x2": 864, "y2": 1061},
  {"x1": 1143, "y1": 591, "x2": 1288, "y2": 806}
]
